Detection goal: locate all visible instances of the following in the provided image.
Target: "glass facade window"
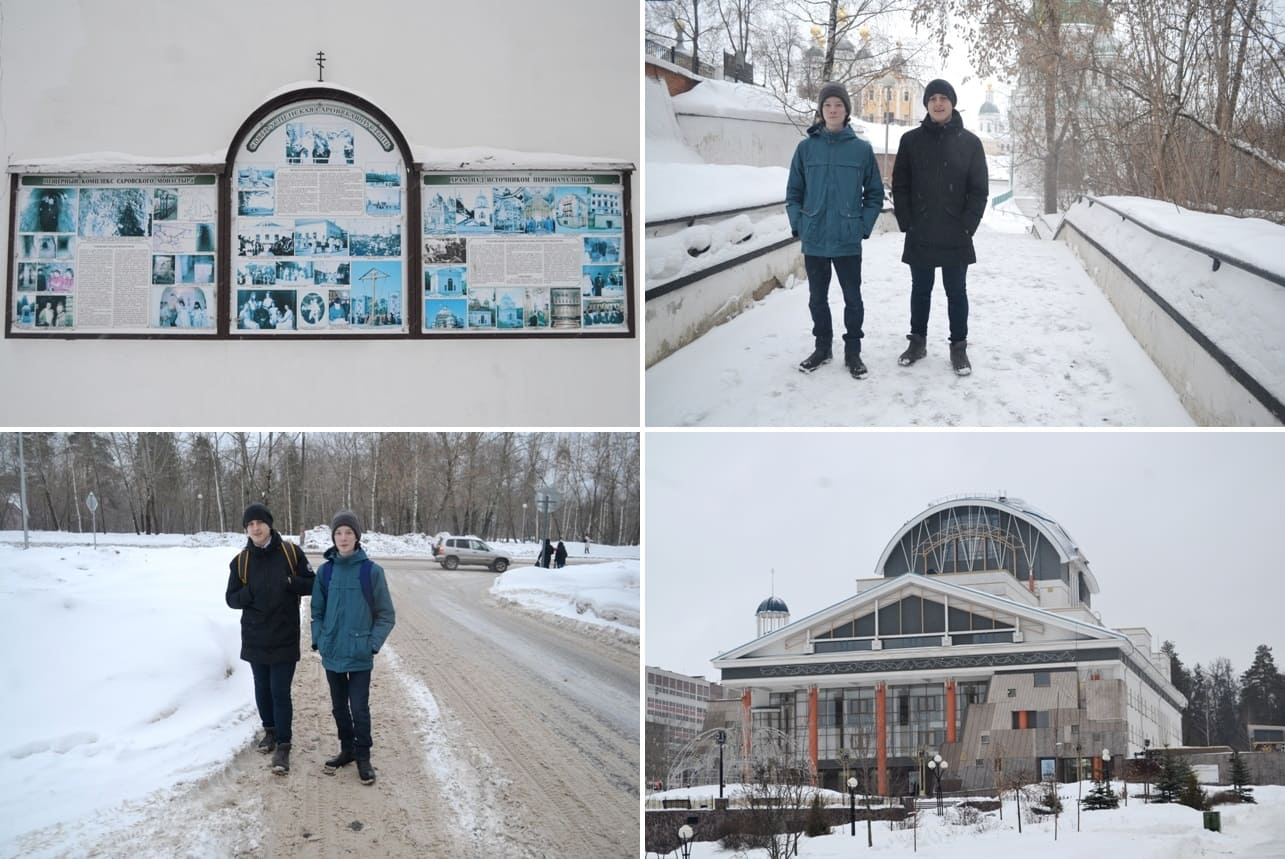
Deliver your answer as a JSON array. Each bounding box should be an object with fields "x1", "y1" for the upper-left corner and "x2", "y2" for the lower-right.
[
  {"x1": 889, "y1": 683, "x2": 945, "y2": 757},
  {"x1": 1034, "y1": 671, "x2": 1051, "y2": 687},
  {"x1": 815, "y1": 639, "x2": 873, "y2": 653}
]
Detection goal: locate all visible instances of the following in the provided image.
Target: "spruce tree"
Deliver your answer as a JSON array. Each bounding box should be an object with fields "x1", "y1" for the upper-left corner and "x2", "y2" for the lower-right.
[
  {"x1": 1082, "y1": 779, "x2": 1119, "y2": 810},
  {"x1": 1153, "y1": 753, "x2": 1189, "y2": 803},
  {"x1": 1229, "y1": 749, "x2": 1256, "y2": 803},
  {"x1": 1179, "y1": 768, "x2": 1207, "y2": 810}
]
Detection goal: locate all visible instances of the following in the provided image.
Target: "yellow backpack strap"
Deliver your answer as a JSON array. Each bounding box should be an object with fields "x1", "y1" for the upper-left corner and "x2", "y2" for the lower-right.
[
  {"x1": 281, "y1": 540, "x2": 297, "y2": 576},
  {"x1": 238, "y1": 549, "x2": 249, "y2": 585}
]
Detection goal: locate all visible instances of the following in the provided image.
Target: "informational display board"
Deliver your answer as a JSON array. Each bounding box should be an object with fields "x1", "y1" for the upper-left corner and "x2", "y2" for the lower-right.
[
  {"x1": 421, "y1": 172, "x2": 627, "y2": 334},
  {"x1": 10, "y1": 174, "x2": 219, "y2": 333},
  {"x1": 231, "y1": 100, "x2": 407, "y2": 334}
]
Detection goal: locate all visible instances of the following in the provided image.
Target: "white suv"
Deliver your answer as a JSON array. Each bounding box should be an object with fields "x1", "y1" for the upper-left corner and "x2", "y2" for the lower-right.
[{"x1": 436, "y1": 536, "x2": 511, "y2": 572}]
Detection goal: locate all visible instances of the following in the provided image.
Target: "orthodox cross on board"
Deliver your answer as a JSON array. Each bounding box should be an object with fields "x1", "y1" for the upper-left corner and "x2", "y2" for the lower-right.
[{"x1": 315, "y1": 50, "x2": 326, "y2": 82}]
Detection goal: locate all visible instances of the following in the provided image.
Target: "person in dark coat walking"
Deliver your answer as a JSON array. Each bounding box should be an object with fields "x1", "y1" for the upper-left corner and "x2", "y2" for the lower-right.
[
  {"x1": 786, "y1": 81, "x2": 885, "y2": 378},
  {"x1": 225, "y1": 502, "x2": 316, "y2": 775},
  {"x1": 538, "y1": 538, "x2": 554, "y2": 569},
  {"x1": 891, "y1": 78, "x2": 988, "y2": 376},
  {"x1": 554, "y1": 541, "x2": 568, "y2": 568}
]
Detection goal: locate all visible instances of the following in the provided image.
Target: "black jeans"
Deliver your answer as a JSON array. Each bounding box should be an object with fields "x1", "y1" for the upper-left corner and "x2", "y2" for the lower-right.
[
  {"x1": 804, "y1": 254, "x2": 864, "y2": 354},
  {"x1": 250, "y1": 661, "x2": 297, "y2": 744},
  {"x1": 326, "y1": 669, "x2": 373, "y2": 758},
  {"x1": 909, "y1": 264, "x2": 969, "y2": 343}
]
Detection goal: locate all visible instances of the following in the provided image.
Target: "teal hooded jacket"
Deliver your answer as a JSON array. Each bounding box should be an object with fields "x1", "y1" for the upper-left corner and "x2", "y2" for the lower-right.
[
  {"x1": 785, "y1": 122, "x2": 885, "y2": 258},
  {"x1": 310, "y1": 546, "x2": 396, "y2": 673}
]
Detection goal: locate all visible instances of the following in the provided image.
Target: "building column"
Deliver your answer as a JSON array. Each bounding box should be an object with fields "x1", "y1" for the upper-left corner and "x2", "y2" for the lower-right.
[
  {"x1": 808, "y1": 686, "x2": 819, "y2": 785},
  {"x1": 742, "y1": 689, "x2": 752, "y2": 784},
  {"x1": 945, "y1": 680, "x2": 957, "y2": 743},
  {"x1": 1018, "y1": 709, "x2": 1028, "y2": 729},
  {"x1": 876, "y1": 683, "x2": 888, "y2": 795}
]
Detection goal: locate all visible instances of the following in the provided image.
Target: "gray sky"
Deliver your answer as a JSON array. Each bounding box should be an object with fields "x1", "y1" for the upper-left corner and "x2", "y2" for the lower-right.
[{"x1": 646, "y1": 431, "x2": 1284, "y2": 683}]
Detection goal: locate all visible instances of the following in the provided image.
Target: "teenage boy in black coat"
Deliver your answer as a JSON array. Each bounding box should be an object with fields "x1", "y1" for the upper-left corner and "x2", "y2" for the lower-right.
[
  {"x1": 892, "y1": 78, "x2": 989, "y2": 376},
  {"x1": 225, "y1": 502, "x2": 315, "y2": 774}
]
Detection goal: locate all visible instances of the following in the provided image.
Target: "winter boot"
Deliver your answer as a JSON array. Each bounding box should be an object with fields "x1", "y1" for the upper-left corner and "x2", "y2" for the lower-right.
[
  {"x1": 324, "y1": 745, "x2": 355, "y2": 773},
  {"x1": 798, "y1": 342, "x2": 832, "y2": 373},
  {"x1": 845, "y1": 353, "x2": 868, "y2": 380},
  {"x1": 950, "y1": 341, "x2": 972, "y2": 376},
  {"x1": 897, "y1": 334, "x2": 927, "y2": 367},
  {"x1": 257, "y1": 727, "x2": 276, "y2": 754},
  {"x1": 271, "y1": 742, "x2": 291, "y2": 775},
  {"x1": 357, "y1": 758, "x2": 376, "y2": 786}
]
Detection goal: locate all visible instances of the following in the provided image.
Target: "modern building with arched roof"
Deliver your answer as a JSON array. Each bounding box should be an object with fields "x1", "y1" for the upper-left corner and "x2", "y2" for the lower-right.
[{"x1": 712, "y1": 494, "x2": 1185, "y2": 796}]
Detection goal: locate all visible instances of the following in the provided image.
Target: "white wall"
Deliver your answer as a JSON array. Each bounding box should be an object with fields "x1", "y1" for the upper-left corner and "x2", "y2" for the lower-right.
[{"x1": 0, "y1": 0, "x2": 640, "y2": 426}]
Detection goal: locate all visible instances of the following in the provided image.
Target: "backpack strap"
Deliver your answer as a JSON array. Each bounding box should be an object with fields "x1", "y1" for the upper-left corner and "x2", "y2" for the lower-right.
[
  {"x1": 280, "y1": 540, "x2": 298, "y2": 576},
  {"x1": 238, "y1": 549, "x2": 249, "y2": 585},
  {"x1": 318, "y1": 559, "x2": 374, "y2": 617}
]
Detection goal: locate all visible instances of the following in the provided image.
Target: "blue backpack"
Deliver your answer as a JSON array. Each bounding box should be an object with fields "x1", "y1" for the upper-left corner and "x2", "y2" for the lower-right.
[{"x1": 318, "y1": 558, "x2": 374, "y2": 617}]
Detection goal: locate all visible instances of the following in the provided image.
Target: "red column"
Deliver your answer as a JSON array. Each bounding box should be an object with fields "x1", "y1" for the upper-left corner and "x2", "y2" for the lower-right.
[
  {"x1": 945, "y1": 681, "x2": 957, "y2": 743},
  {"x1": 742, "y1": 690, "x2": 752, "y2": 784},
  {"x1": 876, "y1": 683, "x2": 888, "y2": 795},
  {"x1": 1093, "y1": 756, "x2": 1103, "y2": 781},
  {"x1": 808, "y1": 686, "x2": 819, "y2": 785},
  {"x1": 1018, "y1": 709, "x2": 1028, "y2": 729}
]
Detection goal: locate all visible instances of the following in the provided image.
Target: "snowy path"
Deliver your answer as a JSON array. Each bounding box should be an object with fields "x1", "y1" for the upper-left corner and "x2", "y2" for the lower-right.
[{"x1": 645, "y1": 224, "x2": 1194, "y2": 426}]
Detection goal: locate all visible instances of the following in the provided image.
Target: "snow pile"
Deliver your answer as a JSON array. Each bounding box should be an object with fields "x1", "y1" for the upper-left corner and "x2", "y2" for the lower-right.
[
  {"x1": 646, "y1": 163, "x2": 790, "y2": 223},
  {"x1": 1092, "y1": 196, "x2": 1284, "y2": 277},
  {"x1": 648, "y1": 212, "x2": 791, "y2": 286},
  {"x1": 672, "y1": 78, "x2": 791, "y2": 122},
  {"x1": 657, "y1": 782, "x2": 1285, "y2": 858},
  {"x1": 0, "y1": 544, "x2": 256, "y2": 855},
  {"x1": 490, "y1": 560, "x2": 640, "y2": 638}
]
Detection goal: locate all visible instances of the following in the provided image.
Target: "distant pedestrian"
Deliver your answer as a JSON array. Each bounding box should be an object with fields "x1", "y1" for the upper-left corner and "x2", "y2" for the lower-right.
[
  {"x1": 891, "y1": 78, "x2": 989, "y2": 376},
  {"x1": 554, "y1": 541, "x2": 568, "y2": 569},
  {"x1": 584, "y1": 534, "x2": 591, "y2": 555},
  {"x1": 311, "y1": 510, "x2": 396, "y2": 786},
  {"x1": 538, "y1": 538, "x2": 554, "y2": 568},
  {"x1": 224, "y1": 502, "x2": 315, "y2": 775},
  {"x1": 785, "y1": 81, "x2": 885, "y2": 379}
]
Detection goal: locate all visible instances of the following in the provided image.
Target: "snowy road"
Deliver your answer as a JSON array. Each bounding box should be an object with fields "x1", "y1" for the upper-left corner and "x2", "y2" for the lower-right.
[
  {"x1": 72, "y1": 557, "x2": 639, "y2": 858},
  {"x1": 645, "y1": 223, "x2": 1195, "y2": 426}
]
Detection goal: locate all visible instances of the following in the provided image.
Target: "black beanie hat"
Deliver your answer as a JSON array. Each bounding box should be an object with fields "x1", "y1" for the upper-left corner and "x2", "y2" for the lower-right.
[
  {"x1": 817, "y1": 81, "x2": 851, "y2": 120},
  {"x1": 923, "y1": 78, "x2": 957, "y2": 108},
  {"x1": 242, "y1": 502, "x2": 273, "y2": 528},
  {"x1": 331, "y1": 509, "x2": 362, "y2": 543}
]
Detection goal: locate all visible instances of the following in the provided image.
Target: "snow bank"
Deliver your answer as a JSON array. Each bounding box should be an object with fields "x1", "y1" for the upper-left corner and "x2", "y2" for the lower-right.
[{"x1": 490, "y1": 560, "x2": 640, "y2": 637}]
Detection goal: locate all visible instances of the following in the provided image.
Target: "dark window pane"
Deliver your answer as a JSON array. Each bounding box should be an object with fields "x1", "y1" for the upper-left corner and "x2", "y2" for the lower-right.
[
  {"x1": 855, "y1": 612, "x2": 876, "y2": 637},
  {"x1": 923, "y1": 599, "x2": 945, "y2": 633},
  {"x1": 902, "y1": 596, "x2": 923, "y2": 634},
  {"x1": 879, "y1": 602, "x2": 901, "y2": 636}
]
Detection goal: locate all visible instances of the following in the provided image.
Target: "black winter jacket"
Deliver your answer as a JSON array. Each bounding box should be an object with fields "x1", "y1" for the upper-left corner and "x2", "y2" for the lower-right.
[
  {"x1": 891, "y1": 111, "x2": 989, "y2": 267},
  {"x1": 225, "y1": 531, "x2": 316, "y2": 664}
]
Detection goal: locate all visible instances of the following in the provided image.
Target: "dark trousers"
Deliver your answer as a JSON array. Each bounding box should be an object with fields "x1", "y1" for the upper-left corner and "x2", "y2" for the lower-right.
[
  {"x1": 250, "y1": 661, "x2": 297, "y2": 744},
  {"x1": 326, "y1": 669, "x2": 373, "y2": 758},
  {"x1": 804, "y1": 254, "x2": 864, "y2": 354},
  {"x1": 909, "y1": 264, "x2": 969, "y2": 343}
]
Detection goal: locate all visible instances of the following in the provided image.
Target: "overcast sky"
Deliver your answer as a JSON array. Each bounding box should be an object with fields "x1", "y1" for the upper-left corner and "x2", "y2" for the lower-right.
[{"x1": 645, "y1": 431, "x2": 1283, "y2": 683}]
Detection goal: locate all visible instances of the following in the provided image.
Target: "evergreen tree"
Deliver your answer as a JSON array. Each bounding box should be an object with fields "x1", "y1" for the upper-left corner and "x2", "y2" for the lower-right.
[
  {"x1": 1153, "y1": 752, "x2": 1190, "y2": 803},
  {"x1": 1188, "y1": 664, "x2": 1213, "y2": 746},
  {"x1": 1162, "y1": 641, "x2": 1195, "y2": 743},
  {"x1": 1209, "y1": 658, "x2": 1248, "y2": 749},
  {"x1": 1082, "y1": 779, "x2": 1119, "y2": 810},
  {"x1": 1229, "y1": 749, "x2": 1256, "y2": 803},
  {"x1": 804, "y1": 792, "x2": 830, "y2": 837},
  {"x1": 1178, "y1": 768, "x2": 1207, "y2": 810},
  {"x1": 1240, "y1": 645, "x2": 1284, "y2": 726}
]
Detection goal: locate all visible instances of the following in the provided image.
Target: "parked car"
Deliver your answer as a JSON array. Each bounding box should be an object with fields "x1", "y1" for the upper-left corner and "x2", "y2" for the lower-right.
[{"x1": 436, "y1": 536, "x2": 510, "y2": 572}]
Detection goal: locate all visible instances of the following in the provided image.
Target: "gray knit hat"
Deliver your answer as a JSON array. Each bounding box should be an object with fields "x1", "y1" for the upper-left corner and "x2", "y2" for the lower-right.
[
  {"x1": 330, "y1": 509, "x2": 362, "y2": 543},
  {"x1": 817, "y1": 81, "x2": 851, "y2": 121}
]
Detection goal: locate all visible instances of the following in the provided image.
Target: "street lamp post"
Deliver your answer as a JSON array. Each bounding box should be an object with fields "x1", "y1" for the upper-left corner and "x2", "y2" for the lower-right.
[
  {"x1": 677, "y1": 823, "x2": 694, "y2": 859},
  {"x1": 1076, "y1": 743, "x2": 1083, "y2": 832},
  {"x1": 917, "y1": 748, "x2": 927, "y2": 798},
  {"x1": 928, "y1": 754, "x2": 948, "y2": 815},
  {"x1": 848, "y1": 776, "x2": 858, "y2": 836},
  {"x1": 196, "y1": 492, "x2": 203, "y2": 533},
  {"x1": 1143, "y1": 739, "x2": 1152, "y2": 803},
  {"x1": 716, "y1": 729, "x2": 726, "y2": 800},
  {"x1": 1103, "y1": 748, "x2": 1112, "y2": 786},
  {"x1": 521, "y1": 502, "x2": 527, "y2": 541}
]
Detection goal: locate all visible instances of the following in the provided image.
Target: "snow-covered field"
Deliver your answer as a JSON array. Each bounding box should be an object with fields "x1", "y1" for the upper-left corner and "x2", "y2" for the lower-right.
[
  {"x1": 651, "y1": 782, "x2": 1285, "y2": 858},
  {"x1": 0, "y1": 530, "x2": 638, "y2": 856}
]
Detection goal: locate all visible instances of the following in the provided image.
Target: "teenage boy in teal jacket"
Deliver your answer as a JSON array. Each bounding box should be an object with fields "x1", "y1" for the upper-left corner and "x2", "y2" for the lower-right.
[
  {"x1": 786, "y1": 81, "x2": 885, "y2": 378},
  {"x1": 311, "y1": 510, "x2": 396, "y2": 785}
]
